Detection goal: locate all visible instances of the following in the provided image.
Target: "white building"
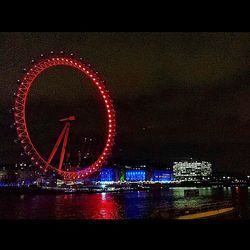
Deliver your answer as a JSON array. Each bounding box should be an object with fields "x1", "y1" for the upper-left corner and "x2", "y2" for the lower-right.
[{"x1": 173, "y1": 160, "x2": 212, "y2": 182}]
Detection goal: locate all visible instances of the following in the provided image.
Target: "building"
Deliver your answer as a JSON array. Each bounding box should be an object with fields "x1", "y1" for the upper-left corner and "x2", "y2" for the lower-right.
[
  {"x1": 0, "y1": 167, "x2": 8, "y2": 182},
  {"x1": 80, "y1": 167, "x2": 120, "y2": 184},
  {"x1": 115, "y1": 163, "x2": 175, "y2": 183},
  {"x1": 0, "y1": 161, "x2": 176, "y2": 185},
  {"x1": 173, "y1": 160, "x2": 212, "y2": 182},
  {"x1": 99, "y1": 168, "x2": 115, "y2": 182},
  {"x1": 125, "y1": 169, "x2": 146, "y2": 182},
  {"x1": 0, "y1": 163, "x2": 40, "y2": 186},
  {"x1": 152, "y1": 169, "x2": 173, "y2": 183},
  {"x1": 122, "y1": 164, "x2": 147, "y2": 182}
]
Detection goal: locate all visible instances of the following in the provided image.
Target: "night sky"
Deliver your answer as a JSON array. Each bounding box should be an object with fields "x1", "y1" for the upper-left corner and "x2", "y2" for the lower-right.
[{"x1": 1, "y1": 32, "x2": 250, "y2": 173}]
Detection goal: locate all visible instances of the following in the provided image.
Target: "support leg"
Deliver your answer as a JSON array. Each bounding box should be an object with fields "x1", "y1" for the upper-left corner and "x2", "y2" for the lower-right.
[{"x1": 58, "y1": 123, "x2": 70, "y2": 171}]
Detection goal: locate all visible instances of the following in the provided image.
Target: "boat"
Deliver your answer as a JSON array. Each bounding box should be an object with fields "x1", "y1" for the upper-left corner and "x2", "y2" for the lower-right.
[{"x1": 151, "y1": 201, "x2": 235, "y2": 219}]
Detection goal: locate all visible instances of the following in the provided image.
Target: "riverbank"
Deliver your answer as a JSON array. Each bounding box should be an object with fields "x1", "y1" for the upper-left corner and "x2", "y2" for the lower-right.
[
  {"x1": 0, "y1": 181, "x2": 249, "y2": 195},
  {"x1": 0, "y1": 185, "x2": 151, "y2": 194}
]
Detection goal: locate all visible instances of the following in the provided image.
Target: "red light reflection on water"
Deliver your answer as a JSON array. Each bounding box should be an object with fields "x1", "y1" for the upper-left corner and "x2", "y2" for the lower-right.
[{"x1": 56, "y1": 193, "x2": 121, "y2": 219}]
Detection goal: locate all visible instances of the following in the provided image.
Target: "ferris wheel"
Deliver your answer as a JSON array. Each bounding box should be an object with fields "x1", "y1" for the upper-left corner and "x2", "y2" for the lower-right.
[{"x1": 12, "y1": 52, "x2": 116, "y2": 180}]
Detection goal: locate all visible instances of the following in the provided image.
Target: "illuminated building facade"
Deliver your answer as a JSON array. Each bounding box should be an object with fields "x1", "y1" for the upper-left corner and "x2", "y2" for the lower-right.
[
  {"x1": 125, "y1": 169, "x2": 146, "y2": 181},
  {"x1": 117, "y1": 164, "x2": 174, "y2": 183},
  {"x1": 87, "y1": 168, "x2": 119, "y2": 183},
  {"x1": 173, "y1": 160, "x2": 212, "y2": 182},
  {"x1": 152, "y1": 169, "x2": 173, "y2": 183},
  {"x1": 100, "y1": 168, "x2": 115, "y2": 182},
  {"x1": 120, "y1": 164, "x2": 147, "y2": 182}
]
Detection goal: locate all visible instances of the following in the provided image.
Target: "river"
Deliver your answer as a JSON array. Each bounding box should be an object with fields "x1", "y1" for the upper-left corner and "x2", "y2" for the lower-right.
[{"x1": 0, "y1": 186, "x2": 249, "y2": 219}]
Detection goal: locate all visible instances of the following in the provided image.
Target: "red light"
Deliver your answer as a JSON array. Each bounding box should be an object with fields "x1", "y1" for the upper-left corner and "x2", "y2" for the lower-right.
[{"x1": 14, "y1": 55, "x2": 116, "y2": 181}]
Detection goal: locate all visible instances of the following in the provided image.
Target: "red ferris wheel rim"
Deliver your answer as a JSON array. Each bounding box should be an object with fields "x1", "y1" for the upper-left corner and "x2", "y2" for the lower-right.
[{"x1": 13, "y1": 54, "x2": 116, "y2": 180}]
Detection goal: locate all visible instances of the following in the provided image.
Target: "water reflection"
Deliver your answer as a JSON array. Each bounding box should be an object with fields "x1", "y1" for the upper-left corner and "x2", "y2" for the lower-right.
[
  {"x1": 53, "y1": 193, "x2": 121, "y2": 219},
  {"x1": 171, "y1": 187, "x2": 233, "y2": 210},
  {"x1": 0, "y1": 187, "x2": 250, "y2": 219}
]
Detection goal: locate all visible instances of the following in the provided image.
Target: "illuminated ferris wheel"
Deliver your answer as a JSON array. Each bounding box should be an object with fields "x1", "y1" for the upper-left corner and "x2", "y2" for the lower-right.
[{"x1": 12, "y1": 52, "x2": 116, "y2": 180}]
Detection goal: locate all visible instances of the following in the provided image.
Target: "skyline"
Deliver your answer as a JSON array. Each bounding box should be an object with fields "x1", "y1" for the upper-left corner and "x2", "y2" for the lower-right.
[{"x1": 1, "y1": 32, "x2": 250, "y2": 173}]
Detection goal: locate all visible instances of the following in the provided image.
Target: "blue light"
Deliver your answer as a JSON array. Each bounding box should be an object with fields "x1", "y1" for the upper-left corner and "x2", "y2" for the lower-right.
[
  {"x1": 125, "y1": 169, "x2": 146, "y2": 181},
  {"x1": 153, "y1": 170, "x2": 173, "y2": 182},
  {"x1": 100, "y1": 168, "x2": 114, "y2": 182}
]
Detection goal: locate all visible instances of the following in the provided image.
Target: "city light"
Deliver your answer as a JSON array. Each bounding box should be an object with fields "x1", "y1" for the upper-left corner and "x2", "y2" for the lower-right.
[
  {"x1": 173, "y1": 160, "x2": 212, "y2": 182},
  {"x1": 2, "y1": 34, "x2": 250, "y2": 221}
]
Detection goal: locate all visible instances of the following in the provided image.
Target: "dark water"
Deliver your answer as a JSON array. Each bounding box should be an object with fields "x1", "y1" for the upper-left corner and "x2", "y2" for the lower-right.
[{"x1": 0, "y1": 186, "x2": 249, "y2": 219}]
